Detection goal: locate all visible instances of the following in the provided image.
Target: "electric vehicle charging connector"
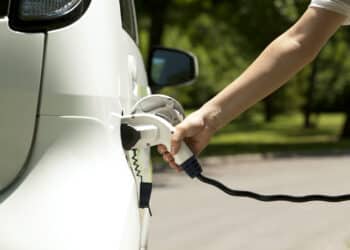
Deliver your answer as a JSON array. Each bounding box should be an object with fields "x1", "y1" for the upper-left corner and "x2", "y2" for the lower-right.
[
  {"x1": 121, "y1": 113, "x2": 203, "y2": 178},
  {"x1": 121, "y1": 95, "x2": 350, "y2": 203}
]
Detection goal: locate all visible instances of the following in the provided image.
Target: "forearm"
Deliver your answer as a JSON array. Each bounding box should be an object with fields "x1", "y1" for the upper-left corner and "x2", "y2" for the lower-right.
[
  {"x1": 203, "y1": 32, "x2": 315, "y2": 130},
  {"x1": 200, "y1": 7, "x2": 344, "y2": 131}
]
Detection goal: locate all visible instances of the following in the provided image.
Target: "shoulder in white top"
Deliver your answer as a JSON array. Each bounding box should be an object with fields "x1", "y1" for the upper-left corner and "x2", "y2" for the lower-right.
[{"x1": 310, "y1": 0, "x2": 350, "y2": 25}]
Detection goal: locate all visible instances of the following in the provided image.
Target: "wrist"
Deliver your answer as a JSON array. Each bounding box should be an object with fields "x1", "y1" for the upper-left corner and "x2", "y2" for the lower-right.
[{"x1": 198, "y1": 103, "x2": 223, "y2": 134}]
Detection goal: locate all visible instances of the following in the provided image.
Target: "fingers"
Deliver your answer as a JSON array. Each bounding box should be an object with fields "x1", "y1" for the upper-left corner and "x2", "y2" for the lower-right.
[
  {"x1": 157, "y1": 144, "x2": 182, "y2": 172},
  {"x1": 171, "y1": 114, "x2": 206, "y2": 155},
  {"x1": 158, "y1": 112, "x2": 208, "y2": 172},
  {"x1": 162, "y1": 151, "x2": 174, "y2": 162},
  {"x1": 162, "y1": 152, "x2": 182, "y2": 172},
  {"x1": 157, "y1": 144, "x2": 167, "y2": 154}
]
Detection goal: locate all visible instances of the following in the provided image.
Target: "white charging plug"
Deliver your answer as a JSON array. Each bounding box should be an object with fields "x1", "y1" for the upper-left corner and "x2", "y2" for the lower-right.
[{"x1": 121, "y1": 113, "x2": 202, "y2": 178}]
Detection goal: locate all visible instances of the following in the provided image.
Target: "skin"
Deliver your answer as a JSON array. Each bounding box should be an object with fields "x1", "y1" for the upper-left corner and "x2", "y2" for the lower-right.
[{"x1": 158, "y1": 7, "x2": 346, "y2": 171}]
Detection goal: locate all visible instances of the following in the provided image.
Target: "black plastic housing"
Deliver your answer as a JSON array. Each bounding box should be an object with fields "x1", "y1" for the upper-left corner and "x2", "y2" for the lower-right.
[
  {"x1": 120, "y1": 124, "x2": 141, "y2": 151},
  {"x1": 9, "y1": 0, "x2": 91, "y2": 32},
  {"x1": 139, "y1": 182, "x2": 152, "y2": 209},
  {"x1": 0, "y1": 0, "x2": 9, "y2": 17},
  {"x1": 180, "y1": 155, "x2": 203, "y2": 178}
]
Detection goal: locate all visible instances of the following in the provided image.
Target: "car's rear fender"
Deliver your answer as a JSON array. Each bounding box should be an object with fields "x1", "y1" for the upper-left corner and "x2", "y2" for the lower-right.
[{"x1": 0, "y1": 115, "x2": 141, "y2": 250}]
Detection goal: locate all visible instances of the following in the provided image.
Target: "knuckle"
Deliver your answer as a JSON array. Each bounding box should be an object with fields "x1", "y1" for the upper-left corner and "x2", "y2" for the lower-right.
[
  {"x1": 166, "y1": 154, "x2": 174, "y2": 162},
  {"x1": 162, "y1": 154, "x2": 169, "y2": 162},
  {"x1": 157, "y1": 145, "x2": 167, "y2": 154}
]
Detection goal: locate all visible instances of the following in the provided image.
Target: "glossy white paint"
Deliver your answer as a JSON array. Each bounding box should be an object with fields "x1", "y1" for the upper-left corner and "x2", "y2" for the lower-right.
[
  {"x1": 41, "y1": 0, "x2": 125, "y2": 119},
  {"x1": 123, "y1": 33, "x2": 151, "y2": 112},
  {"x1": 40, "y1": 1, "x2": 150, "y2": 118},
  {"x1": 0, "y1": 0, "x2": 152, "y2": 249},
  {"x1": 0, "y1": 116, "x2": 140, "y2": 250},
  {"x1": 0, "y1": 20, "x2": 44, "y2": 191}
]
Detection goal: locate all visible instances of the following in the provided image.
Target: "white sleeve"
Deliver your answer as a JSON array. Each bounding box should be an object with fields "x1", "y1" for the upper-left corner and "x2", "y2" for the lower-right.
[{"x1": 310, "y1": 0, "x2": 350, "y2": 25}]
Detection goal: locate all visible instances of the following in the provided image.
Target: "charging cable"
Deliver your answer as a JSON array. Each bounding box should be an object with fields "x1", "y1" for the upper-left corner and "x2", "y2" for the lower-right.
[
  {"x1": 181, "y1": 156, "x2": 350, "y2": 203},
  {"x1": 120, "y1": 111, "x2": 350, "y2": 204}
]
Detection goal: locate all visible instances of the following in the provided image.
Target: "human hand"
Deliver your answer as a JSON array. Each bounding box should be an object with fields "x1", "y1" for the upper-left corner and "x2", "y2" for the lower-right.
[{"x1": 157, "y1": 108, "x2": 219, "y2": 171}]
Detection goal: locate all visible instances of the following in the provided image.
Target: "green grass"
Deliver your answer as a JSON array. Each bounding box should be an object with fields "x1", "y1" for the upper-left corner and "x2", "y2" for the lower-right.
[{"x1": 201, "y1": 113, "x2": 350, "y2": 156}]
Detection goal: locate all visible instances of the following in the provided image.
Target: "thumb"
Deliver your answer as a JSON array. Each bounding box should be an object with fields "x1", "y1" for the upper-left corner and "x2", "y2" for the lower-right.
[
  {"x1": 171, "y1": 126, "x2": 186, "y2": 155},
  {"x1": 171, "y1": 118, "x2": 204, "y2": 154}
]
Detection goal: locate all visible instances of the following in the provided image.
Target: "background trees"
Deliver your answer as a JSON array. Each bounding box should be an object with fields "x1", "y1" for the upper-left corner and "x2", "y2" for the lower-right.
[{"x1": 135, "y1": 0, "x2": 350, "y2": 140}]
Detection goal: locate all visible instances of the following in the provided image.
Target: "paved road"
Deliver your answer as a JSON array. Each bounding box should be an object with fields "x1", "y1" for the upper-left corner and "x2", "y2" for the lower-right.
[{"x1": 148, "y1": 155, "x2": 350, "y2": 250}]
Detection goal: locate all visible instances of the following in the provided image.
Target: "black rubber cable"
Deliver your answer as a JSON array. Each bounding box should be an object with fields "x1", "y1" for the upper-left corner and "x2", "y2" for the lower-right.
[{"x1": 197, "y1": 174, "x2": 350, "y2": 203}]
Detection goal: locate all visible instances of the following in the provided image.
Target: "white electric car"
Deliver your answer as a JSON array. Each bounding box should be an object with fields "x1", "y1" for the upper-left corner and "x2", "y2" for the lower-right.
[{"x1": 0, "y1": 1, "x2": 197, "y2": 249}]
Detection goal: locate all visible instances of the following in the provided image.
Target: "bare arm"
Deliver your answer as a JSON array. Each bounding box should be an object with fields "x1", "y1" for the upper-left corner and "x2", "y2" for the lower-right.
[
  {"x1": 159, "y1": 7, "x2": 346, "y2": 170},
  {"x1": 202, "y1": 7, "x2": 346, "y2": 131}
]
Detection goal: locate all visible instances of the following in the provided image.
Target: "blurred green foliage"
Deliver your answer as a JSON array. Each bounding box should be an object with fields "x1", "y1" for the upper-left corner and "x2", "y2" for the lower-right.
[
  {"x1": 135, "y1": 0, "x2": 350, "y2": 139},
  {"x1": 205, "y1": 112, "x2": 350, "y2": 155}
]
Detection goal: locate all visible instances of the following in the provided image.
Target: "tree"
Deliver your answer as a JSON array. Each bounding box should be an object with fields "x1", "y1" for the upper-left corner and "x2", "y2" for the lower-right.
[
  {"x1": 303, "y1": 58, "x2": 319, "y2": 128},
  {"x1": 136, "y1": 0, "x2": 350, "y2": 136},
  {"x1": 339, "y1": 30, "x2": 350, "y2": 138}
]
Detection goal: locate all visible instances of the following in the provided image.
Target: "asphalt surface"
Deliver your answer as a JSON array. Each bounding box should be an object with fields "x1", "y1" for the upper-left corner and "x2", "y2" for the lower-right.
[{"x1": 148, "y1": 154, "x2": 350, "y2": 250}]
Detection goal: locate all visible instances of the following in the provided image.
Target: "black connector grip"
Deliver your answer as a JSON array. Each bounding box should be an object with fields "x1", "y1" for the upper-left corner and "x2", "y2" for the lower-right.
[
  {"x1": 180, "y1": 155, "x2": 203, "y2": 178},
  {"x1": 121, "y1": 123, "x2": 141, "y2": 150},
  {"x1": 140, "y1": 182, "x2": 153, "y2": 209}
]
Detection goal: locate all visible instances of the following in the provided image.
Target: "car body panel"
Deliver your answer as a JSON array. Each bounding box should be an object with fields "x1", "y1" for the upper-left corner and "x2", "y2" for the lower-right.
[
  {"x1": 122, "y1": 31, "x2": 150, "y2": 112},
  {"x1": 121, "y1": 22, "x2": 153, "y2": 250},
  {"x1": 0, "y1": 0, "x2": 156, "y2": 248},
  {"x1": 0, "y1": 19, "x2": 44, "y2": 191},
  {"x1": 0, "y1": 116, "x2": 140, "y2": 250},
  {"x1": 40, "y1": 0, "x2": 125, "y2": 119},
  {"x1": 1, "y1": 0, "x2": 147, "y2": 249}
]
